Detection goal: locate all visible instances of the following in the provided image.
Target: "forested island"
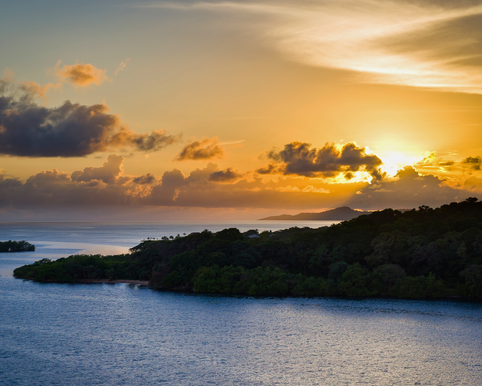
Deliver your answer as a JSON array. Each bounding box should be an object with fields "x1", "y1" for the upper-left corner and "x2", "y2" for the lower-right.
[
  {"x1": 260, "y1": 206, "x2": 369, "y2": 221},
  {"x1": 14, "y1": 198, "x2": 482, "y2": 299},
  {"x1": 0, "y1": 240, "x2": 35, "y2": 252}
]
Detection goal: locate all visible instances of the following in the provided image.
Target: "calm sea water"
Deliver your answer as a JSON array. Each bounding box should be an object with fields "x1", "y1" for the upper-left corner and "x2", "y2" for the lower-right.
[{"x1": 1, "y1": 222, "x2": 482, "y2": 385}]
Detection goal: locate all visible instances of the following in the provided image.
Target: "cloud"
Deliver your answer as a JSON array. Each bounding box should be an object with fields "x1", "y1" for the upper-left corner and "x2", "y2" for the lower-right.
[
  {"x1": 413, "y1": 151, "x2": 457, "y2": 175},
  {"x1": 115, "y1": 59, "x2": 131, "y2": 76},
  {"x1": 0, "y1": 170, "x2": 22, "y2": 189},
  {"x1": 209, "y1": 168, "x2": 243, "y2": 183},
  {"x1": 132, "y1": 173, "x2": 156, "y2": 185},
  {"x1": 53, "y1": 61, "x2": 109, "y2": 87},
  {"x1": 346, "y1": 165, "x2": 467, "y2": 209},
  {"x1": 146, "y1": 163, "x2": 356, "y2": 208},
  {"x1": 150, "y1": 169, "x2": 186, "y2": 202},
  {"x1": 0, "y1": 154, "x2": 152, "y2": 208},
  {"x1": 0, "y1": 155, "x2": 479, "y2": 213},
  {"x1": 464, "y1": 176, "x2": 482, "y2": 193},
  {"x1": 0, "y1": 82, "x2": 180, "y2": 157},
  {"x1": 71, "y1": 154, "x2": 124, "y2": 184},
  {"x1": 154, "y1": 0, "x2": 482, "y2": 94},
  {"x1": 463, "y1": 156, "x2": 482, "y2": 170},
  {"x1": 2, "y1": 68, "x2": 61, "y2": 101},
  {"x1": 175, "y1": 137, "x2": 224, "y2": 161},
  {"x1": 20, "y1": 81, "x2": 61, "y2": 101},
  {"x1": 257, "y1": 141, "x2": 384, "y2": 180}
]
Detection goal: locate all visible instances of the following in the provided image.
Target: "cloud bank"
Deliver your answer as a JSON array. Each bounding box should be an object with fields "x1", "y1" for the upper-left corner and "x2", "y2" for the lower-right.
[{"x1": 1, "y1": 154, "x2": 476, "y2": 214}]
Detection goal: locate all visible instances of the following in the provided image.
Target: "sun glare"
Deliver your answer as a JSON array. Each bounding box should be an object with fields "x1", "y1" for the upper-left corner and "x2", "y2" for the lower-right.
[{"x1": 378, "y1": 152, "x2": 422, "y2": 177}]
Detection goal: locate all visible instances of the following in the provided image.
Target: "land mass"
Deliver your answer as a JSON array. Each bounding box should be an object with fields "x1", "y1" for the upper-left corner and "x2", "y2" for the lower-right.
[
  {"x1": 14, "y1": 198, "x2": 482, "y2": 299},
  {"x1": 0, "y1": 240, "x2": 35, "y2": 252},
  {"x1": 260, "y1": 206, "x2": 369, "y2": 221}
]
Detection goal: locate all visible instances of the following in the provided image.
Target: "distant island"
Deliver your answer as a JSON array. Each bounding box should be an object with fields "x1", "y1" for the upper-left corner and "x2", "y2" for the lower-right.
[
  {"x1": 14, "y1": 198, "x2": 482, "y2": 299},
  {"x1": 260, "y1": 206, "x2": 369, "y2": 221},
  {"x1": 0, "y1": 240, "x2": 35, "y2": 252}
]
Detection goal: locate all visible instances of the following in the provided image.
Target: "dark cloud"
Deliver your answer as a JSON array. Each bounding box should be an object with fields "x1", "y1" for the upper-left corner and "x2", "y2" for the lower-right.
[
  {"x1": 132, "y1": 173, "x2": 156, "y2": 185},
  {"x1": 256, "y1": 163, "x2": 278, "y2": 175},
  {"x1": 0, "y1": 82, "x2": 180, "y2": 157},
  {"x1": 463, "y1": 156, "x2": 482, "y2": 170},
  {"x1": 175, "y1": 137, "x2": 224, "y2": 161},
  {"x1": 257, "y1": 142, "x2": 384, "y2": 180},
  {"x1": 209, "y1": 168, "x2": 243, "y2": 183}
]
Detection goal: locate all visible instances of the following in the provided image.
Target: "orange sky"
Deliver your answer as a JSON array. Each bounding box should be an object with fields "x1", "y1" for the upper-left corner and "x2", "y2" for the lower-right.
[{"x1": 0, "y1": 0, "x2": 481, "y2": 220}]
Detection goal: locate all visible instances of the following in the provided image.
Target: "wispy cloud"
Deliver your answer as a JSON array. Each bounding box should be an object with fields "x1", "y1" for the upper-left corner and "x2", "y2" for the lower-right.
[
  {"x1": 143, "y1": 0, "x2": 482, "y2": 93},
  {"x1": 115, "y1": 58, "x2": 131, "y2": 76}
]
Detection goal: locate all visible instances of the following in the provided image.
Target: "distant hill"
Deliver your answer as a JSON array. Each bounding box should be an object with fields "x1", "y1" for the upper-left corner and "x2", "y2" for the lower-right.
[{"x1": 259, "y1": 206, "x2": 369, "y2": 221}]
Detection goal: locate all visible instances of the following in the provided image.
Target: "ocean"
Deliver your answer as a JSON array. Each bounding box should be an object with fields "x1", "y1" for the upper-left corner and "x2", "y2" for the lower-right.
[{"x1": 1, "y1": 221, "x2": 482, "y2": 385}]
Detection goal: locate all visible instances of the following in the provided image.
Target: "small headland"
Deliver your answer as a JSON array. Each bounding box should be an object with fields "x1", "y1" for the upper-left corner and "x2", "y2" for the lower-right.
[{"x1": 0, "y1": 240, "x2": 35, "y2": 252}]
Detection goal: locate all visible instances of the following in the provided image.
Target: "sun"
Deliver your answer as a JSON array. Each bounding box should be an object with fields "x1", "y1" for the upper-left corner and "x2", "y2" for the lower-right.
[{"x1": 378, "y1": 152, "x2": 422, "y2": 177}]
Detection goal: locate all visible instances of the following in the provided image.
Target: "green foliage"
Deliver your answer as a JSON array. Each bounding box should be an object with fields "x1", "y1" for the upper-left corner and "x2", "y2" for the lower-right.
[
  {"x1": 392, "y1": 273, "x2": 444, "y2": 298},
  {"x1": 460, "y1": 265, "x2": 482, "y2": 298},
  {"x1": 337, "y1": 263, "x2": 381, "y2": 297},
  {"x1": 375, "y1": 264, "x2": 406, "y2": 293}
]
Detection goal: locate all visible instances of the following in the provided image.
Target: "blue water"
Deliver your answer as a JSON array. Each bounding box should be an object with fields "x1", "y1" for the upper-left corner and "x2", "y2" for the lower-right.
[{"x1": 1, "y1": 222, "x2": 482, "y2": 385}]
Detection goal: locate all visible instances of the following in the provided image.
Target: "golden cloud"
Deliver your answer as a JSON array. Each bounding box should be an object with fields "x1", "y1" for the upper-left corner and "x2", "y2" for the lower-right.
[{"x1": 53, "y1": 60, "x2": 109, "y2": 87}]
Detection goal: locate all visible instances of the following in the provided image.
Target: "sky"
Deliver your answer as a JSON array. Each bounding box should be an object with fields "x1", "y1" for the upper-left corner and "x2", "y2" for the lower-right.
[{"x1": 1, "y1": 0, "x2": 482, "y2": 220}]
